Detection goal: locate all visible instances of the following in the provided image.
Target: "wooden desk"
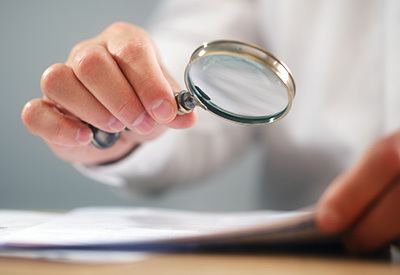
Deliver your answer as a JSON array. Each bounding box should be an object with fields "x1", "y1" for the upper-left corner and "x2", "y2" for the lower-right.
[{"x1": 1, "y1": 252, "x2": 399, "y2": 275}]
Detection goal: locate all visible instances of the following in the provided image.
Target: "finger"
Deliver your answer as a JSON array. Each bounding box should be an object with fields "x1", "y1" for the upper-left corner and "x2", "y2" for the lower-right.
[
  {"x1": 41, "y1": 63, "x2": 125, "y2": 133},
  {"x1": 164, "y1": 109, "x2": 198, "y2": 129},
  {"x1": 71, "y1": 44, "x2": 156, "y2": 134},
  {"x1": 105, "y1": 23, "x2": 177, "y2": 124},
  {"x1": 21, "y1": 98, "x2": 93, "y2": 146},
  {"x1": 343, "y1": 179, "x2": 400, "y2": 252},
  {"x1": 317, "y1": 133, "x2": 400, "y2": 234}
]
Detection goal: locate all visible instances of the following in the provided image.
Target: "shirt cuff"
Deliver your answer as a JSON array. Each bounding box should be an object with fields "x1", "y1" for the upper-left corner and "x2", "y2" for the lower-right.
[{"x1": 74, "y1": 128, "x2": 182, "y2": 189}]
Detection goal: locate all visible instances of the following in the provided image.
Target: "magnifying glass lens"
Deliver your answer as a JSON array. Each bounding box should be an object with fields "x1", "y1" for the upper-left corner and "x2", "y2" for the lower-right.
[
  {"x1": 185, "y1": 41, "x2": 295, "y2": 125},
  {"x1": 188, "y1": 54, "x2": 288, "y2": 117}
]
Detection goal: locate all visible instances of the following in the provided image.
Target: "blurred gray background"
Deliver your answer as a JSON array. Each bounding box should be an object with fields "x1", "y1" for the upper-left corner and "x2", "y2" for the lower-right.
[{"x1": 0, "y1": 0, "x2": 262, "y2": 211}]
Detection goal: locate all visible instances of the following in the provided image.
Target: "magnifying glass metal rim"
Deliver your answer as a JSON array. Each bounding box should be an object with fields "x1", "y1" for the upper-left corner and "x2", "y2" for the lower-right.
[{"x1": 183, "y1": 40, "x2": 296, "y2": 125}]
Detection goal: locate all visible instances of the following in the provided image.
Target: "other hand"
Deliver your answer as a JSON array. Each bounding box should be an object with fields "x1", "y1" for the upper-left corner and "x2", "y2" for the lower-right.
[{"x1": 317, "y1": 132, "x2": 400, "y2": 253}]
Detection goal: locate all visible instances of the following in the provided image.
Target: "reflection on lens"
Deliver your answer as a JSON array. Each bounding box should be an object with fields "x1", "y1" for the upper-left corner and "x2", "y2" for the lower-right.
[{"x1": 187, "y1": 54, "x2": 289, "y2": 117}]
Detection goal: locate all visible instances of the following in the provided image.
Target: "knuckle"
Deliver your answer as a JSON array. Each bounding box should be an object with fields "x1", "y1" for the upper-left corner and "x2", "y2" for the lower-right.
[
  {"x1": 137, "y1": 71, "x2": 162, "y2": 91},
  {"x1": 51, "y1": 118, "x2": 70, "y2": 144},
  {"x1": 107, "y1": 21, "x2": 132, "y2": 33},
  {"x1": 73, "y1": 45, "x2": 108, "y2": 77},
  {"x1": 113, "y1": 38, "x2": 152, "y2": 65},
  {"x1": 69, "y1": 40, "x2": 91, "y2": 59},
  {"x1": 113, "y1": 96, "x2": 142, "y2": 124},
  {"x1": 107, "y1": 22, "x2": 147, "y2": 37},
  {"x1": 41, "y1": 63, "x2": 70, "y2": 97},
  {"x1": 129, "y1": 25, "x2": 148, "y2": 38}
]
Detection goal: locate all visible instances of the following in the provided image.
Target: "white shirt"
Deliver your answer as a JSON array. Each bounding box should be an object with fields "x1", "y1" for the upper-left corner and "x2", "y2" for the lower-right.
[{"x1": 77, "y1": 0, "x2": 400, "y2": 209}]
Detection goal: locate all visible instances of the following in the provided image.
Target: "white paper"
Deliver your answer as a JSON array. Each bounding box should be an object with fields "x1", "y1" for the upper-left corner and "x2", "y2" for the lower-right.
[
  {"x1": 0, "y1": 207, "x2": 322, "y2": 249},
  {"x1": 0, "y1": 210, "x2": 149, "y2": 263},
  {"x1": 0, "y1": 210, "x2": 60, "y2": 240}
]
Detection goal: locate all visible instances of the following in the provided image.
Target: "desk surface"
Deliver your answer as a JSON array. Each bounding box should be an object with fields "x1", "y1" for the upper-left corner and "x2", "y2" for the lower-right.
[{"x1": 1, "y1": 252, "x2": 400, "y2": 275}]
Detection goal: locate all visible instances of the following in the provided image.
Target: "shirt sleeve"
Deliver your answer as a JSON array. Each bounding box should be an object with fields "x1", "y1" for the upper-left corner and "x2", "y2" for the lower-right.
[{"x1": 76, "y1": 0, "x2": 259, "y2": 193}]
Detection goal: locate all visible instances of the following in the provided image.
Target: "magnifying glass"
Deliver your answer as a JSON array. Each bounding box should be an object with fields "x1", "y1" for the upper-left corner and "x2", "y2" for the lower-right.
[{"x1": 90, "y1": 40, "x2": 296, "y2": 149}]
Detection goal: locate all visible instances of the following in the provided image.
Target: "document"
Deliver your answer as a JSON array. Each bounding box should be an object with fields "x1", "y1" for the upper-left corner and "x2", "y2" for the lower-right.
[
  {"x1": 0, "y1": 210, "x2": 59, "y2": 239},
  {"x1": 0, "y1": 207, "x2": 337, "y2": 251}
]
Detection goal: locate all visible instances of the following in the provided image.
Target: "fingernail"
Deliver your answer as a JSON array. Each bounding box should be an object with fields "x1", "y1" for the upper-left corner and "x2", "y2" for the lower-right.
[
  {"x1": 318, "y1": 206, "x2": 341, "y2": 233},
  {"x1": 108, "y1": 116, "x2": 125, "y2": 132},
  {"x1": 151, "y1": 99, "x2": 175, "y2": 122},
  {"x1": 133, "y1": 113, "x2": 156, "y2": 134},
  {"x1": 76, "y1": 126, "x2": 93, "y2": 145}
]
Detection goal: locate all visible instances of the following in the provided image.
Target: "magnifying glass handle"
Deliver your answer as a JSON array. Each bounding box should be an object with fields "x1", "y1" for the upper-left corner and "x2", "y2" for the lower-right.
[
  {"x1": 88, "y1": 124, "x2": 121, "y2": 149},
  {"x1": 88, "y1": 90, "x2": 199, "y2": 149},
  {"x1": 175, "y1": 90, "x2": 198, "y2": 114}
]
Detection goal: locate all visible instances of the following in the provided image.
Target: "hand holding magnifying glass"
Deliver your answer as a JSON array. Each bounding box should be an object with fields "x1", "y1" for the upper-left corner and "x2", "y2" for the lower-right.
[{"x1": 90, "y1": 40, "x2": 296, "y2": 149}]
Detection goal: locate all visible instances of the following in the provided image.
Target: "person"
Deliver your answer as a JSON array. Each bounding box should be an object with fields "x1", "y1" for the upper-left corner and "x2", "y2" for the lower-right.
[{"x1": 21, "y1": 0, "x2": 400, "y2": 253}]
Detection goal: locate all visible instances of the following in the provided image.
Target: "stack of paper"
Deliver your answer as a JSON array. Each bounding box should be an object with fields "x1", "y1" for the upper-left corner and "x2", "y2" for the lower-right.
[{"x1": 0, "y1": 207, "x2": 337, "y2": 251}]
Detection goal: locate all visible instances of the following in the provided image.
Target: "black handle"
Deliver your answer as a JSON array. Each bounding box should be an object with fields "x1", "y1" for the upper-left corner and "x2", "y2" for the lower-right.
[{"x1": 88, "y1": 124, "x2": 121, "y2": 149}]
